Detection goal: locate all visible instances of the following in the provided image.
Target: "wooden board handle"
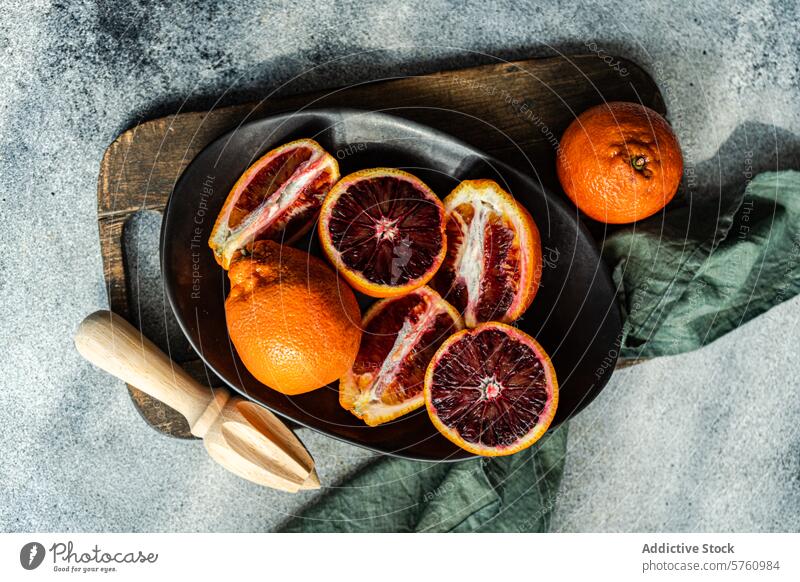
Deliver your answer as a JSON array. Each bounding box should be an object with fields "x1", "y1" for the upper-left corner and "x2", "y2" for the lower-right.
[{"x1": 75, "y1": 310, "x2": 211, "y2": 428}]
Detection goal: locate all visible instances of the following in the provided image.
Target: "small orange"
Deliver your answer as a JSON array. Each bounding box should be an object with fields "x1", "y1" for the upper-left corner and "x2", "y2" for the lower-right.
[
  {"x1": 556, "y1": 101, "x2": 683, "y2": 224},
  {"x1": 225, "y1": 240, "x2": 362, "y2": 395}
]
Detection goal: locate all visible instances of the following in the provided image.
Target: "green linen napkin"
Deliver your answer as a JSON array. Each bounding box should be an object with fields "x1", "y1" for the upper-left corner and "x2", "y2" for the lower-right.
[
  {"x1": 609, "y1": 171, "x2": 800, "y2": 358},
  {"x1": 280, "y1": 171, "x2": 800, "y2": 533},
  {"x1": 283, "y1": 428, "x2": 567, "y2": 532}
]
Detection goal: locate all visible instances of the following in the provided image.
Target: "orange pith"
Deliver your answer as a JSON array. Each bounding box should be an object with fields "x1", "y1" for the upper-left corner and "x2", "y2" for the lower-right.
[
  {"x1": 225, "y1": 240, "x2": 361, "y2": 395},
  {"x1": 340, "y1": 286, "x2": 463, "y2": 426},
  {"x1": 209, "y1": 138, "x2": 339, "y2": 269},
  {"x1": 431, "y1": 179, "x2": 542, "y2": 328},
  {"x1": 318, "y1": 168, "x2": 446, "y2": 298},
  {"x1": 424, "y1": 322, "x2": 558, "y2": 456},
  {"x1": 556, "y1": 101, "x2": 683, "y2": 224}
]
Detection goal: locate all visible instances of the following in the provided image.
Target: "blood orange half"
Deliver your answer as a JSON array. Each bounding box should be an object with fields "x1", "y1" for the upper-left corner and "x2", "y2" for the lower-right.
[
  {"x1": 431, "y1": 179, "x2": 542, "y2": 327},
  {"x1": 340, "y1": 286, "x2": 463, "y2": 426},
  {"x1": 318, "y1": 168, "x2": 446, "y2": 298},
  {"x1": 424, "y1": 322, "x2": 558, "y2": 456},
  {"x1": 209, "y1": 138, "x2": 339, "y2": 269}
]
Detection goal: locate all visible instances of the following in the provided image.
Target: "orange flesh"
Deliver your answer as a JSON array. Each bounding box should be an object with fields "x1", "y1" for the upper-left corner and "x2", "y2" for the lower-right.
[
  {"x1": 209, "y1": 141, "x2": 338, "y2": 268},
  {"x1": 227, "y1": 148, "x2": 312, "y2": 229},
  {"x1": 425, "y1": 323, "x2": 557, "y2": 454},
  {"x1": 326, "y1": 176, "x2": 444, "y2": 287},
  {"x1": 340, "y1": 288, "x2": 462, "y2": 425},
  {"x1": 434, "y1": 201, "x2": 526, "y2": 326}
]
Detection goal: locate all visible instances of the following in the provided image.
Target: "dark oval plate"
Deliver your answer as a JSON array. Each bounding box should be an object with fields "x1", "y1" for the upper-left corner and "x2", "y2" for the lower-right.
[{"x1": 161, "y1": 108, "x2": 622, "y2": 462}]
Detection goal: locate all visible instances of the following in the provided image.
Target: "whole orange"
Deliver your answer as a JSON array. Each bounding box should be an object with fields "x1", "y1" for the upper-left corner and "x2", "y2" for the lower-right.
[
  {"x1": 225, "y1": 240, "x2": 362, "y2": 395},
  {"x1": 556, "y1": 101, "x2": 683, "y2": 224}
]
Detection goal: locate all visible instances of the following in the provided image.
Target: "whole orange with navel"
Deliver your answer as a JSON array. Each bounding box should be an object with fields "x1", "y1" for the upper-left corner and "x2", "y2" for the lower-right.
[
  {"x1": 556, "y1": 101, "x2": 683, "y2": 224},
  {"x1": 225, "y1": 240, "x2": 362, "y2": 395}
]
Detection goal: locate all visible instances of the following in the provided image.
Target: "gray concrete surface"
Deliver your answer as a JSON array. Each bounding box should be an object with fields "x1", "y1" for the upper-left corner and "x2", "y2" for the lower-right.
[
  {"x1": 553, "y1": 293, "x2": 800, "y2": 532},
  {"x1": 0, "y1": 0, "x2": 798, "y2": 532}
]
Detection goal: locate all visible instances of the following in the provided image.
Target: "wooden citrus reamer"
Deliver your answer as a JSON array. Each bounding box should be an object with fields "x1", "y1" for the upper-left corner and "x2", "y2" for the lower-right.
[{"x1": 74, "y1": 310, "x2": 319, "y2": 492}]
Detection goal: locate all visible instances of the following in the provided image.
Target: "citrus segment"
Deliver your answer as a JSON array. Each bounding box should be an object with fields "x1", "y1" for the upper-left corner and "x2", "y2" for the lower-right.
[
  {"x1": 431, "y1": 179, "x2": 541, "y2": 327},
  {"x1": 225, "y1": 240, "x2": 361, "y2": 395},
  {"x1": 340, "y1": 287, "x2": 463, "y2": 426},
  {"x1": 424, "y1": 322, "x2": 558, "y2": 456},
  {"x1": 210, "y1": 138, "x2": 339, "y2": 269},
  {"x1": 318, "y1": 168, "x2": 446, "y2": 298}
]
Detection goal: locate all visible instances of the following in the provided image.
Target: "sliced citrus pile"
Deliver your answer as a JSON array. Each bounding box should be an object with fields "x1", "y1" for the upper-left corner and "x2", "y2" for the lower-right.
[
  {"x1": 340, "y1": 286, "x2": 463, "y2": 426},
  {"x1": 209, "y1": 138, "x2": 339, "y2": 269},
  {"x1": 431, "y1": 179, "x2": 542, "y2": 327},
  {"x1": 318, "y1": 168, "x2": 446, "y2": 297},
  {"x1": 424, "y1": 322, "x2": 558, "y2": 456}
]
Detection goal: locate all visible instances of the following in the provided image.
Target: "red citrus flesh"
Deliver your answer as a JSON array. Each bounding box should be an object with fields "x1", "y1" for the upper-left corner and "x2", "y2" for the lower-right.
[
  {"x1": 432, "y1": 180, "x2": 542, "y2": 327},
  {"x1": 340, "y1": 287, "x2": 463, "y2": 426},
  {"x1": 424, "y1": 322, "x2": 558, "y2": 456},
  {"x1": 209, "y1": 138, "x2": 339, "y2": 269},
  {"x1": 318, "y1": 168, "x2": 446, "y2": 298}
]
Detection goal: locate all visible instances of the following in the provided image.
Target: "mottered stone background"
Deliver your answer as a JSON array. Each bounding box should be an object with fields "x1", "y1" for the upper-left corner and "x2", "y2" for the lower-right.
[{"x1": 0, "y1": 0, "x2": 798, "y2": 531}]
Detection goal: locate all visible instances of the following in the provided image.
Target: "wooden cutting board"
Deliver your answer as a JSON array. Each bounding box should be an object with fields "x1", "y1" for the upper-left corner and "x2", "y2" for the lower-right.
[{"x1": 97, "y1": 54, "x2": 665, "y2": 438}]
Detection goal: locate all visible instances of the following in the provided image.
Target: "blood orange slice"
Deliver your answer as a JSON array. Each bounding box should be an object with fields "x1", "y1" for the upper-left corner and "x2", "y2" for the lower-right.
[
  {"x1": 340, "y1": 286, "x2": 463, "y2": 426},
  {"x1": 318, "y1": 168, "x2": 446, "y2": 298},
  {"x1": 209, "y1": 138, "x2": 339, "y2": 269},
  {"x1": 424, "y1": 322, "x2": 558, "y2": 456},
  {"x1": 431, "y1": 179, "x2": 542, "y2": 327}
]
